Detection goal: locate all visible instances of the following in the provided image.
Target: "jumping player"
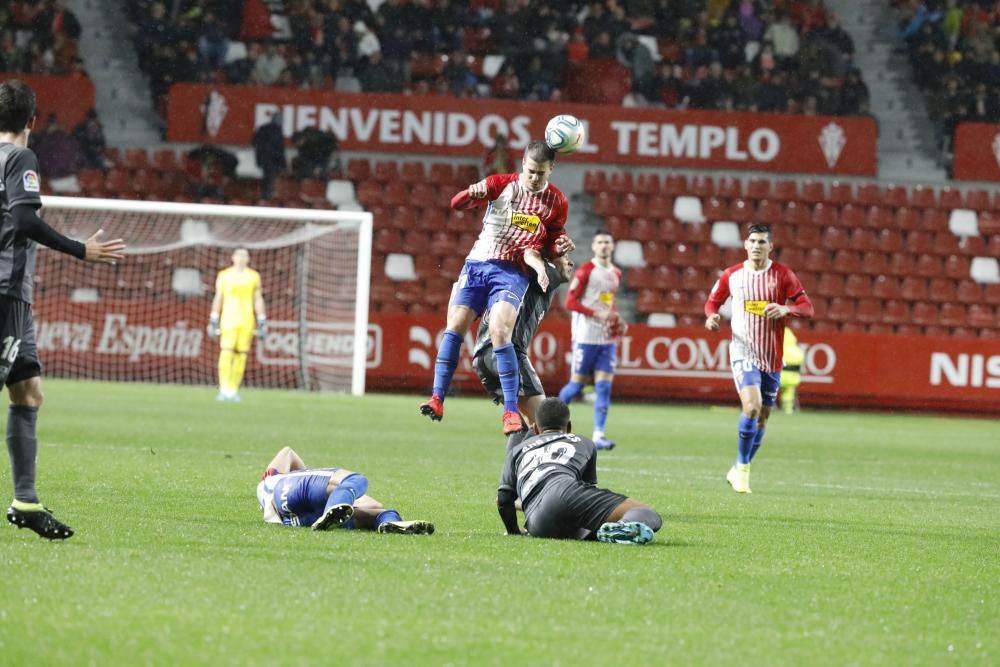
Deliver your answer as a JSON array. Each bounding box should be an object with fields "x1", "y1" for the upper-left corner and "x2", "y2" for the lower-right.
[
  {"x1": 473, "y1": 248, "x2": 575, "y2": 430},
  {"x1": 257, "y1": 446, "x2": 434, "y2": 534},
  {"x1": 497, "y1": 397, "x2": 662, "y2": 544},
  {"x1": 207, "y1": 248, "x2": 267, "y2": 401},
  {"x1": 1, "y1": 79, "x2": 126, "y2": 539},
  {"x1": 420, "y1": 141, "x2": 568, "y2": 435},
  {"x1": 704, "y1": 223, "x2": 813, "y2": 493},
  {"x1": 558, "y1": 229, "x2": 625, "y2": 449}
]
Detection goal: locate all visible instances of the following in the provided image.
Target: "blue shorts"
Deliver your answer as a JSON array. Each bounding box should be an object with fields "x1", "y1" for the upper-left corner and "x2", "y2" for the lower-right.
[
  {"x1": 451, "y1": 260, "x2": 529, "y2": 317},
  {"x1": 269, "y1": 468, "x2": 338, "y2": 527},
  {"x1": 731, "y1": 359, "x2": 781, "y2": 407},
  {"x1": 571, "y1": 342, "x2": 617, "y2": 376}
]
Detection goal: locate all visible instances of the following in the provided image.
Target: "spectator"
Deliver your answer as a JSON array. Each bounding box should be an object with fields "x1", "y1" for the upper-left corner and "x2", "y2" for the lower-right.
[
  {"x1": 442, "y1": 50, "x2": 477, "y2": 95},
  {"x1": 72, "y1": 109, "x2": 107, "y2": 170},
  {"x1": 839, "y1": 67, "x2": 869, "y2": 116},
  {"x1": 359, "y1": 50, "x2": 403, "y2": 92},
  {"x1": 482, "y1": 133, "x2": 513, "y2": 176},
  {"x1": 566, "y1": 29, "x2": 589, "y2": 63},
  {"x1": 291, "y1": 127, "x2": 339, "y2": 180},
  {"x1": 252, "y1": 111, "x2": 286, "y2": 200},
  {"x1": 816, "y1": 14, "x2": 854, "y2": 57},
  {"x1": 764, "y1": 11, "x2": 800, "y2": 64},
  {"x1": 520, "y1": 54, "x2": 554, "y2": 100},
  {"x1": 490, "y1": 61, "x2": 521, "y2": 99},
  {"x1": 353, "y1": 20, "x2": 381, "y2": 68},
  {"x1": 616, "y1": 33, "x2": 655, "y2": 100},
  {"x1": 252, "y1": 42, "x2": 287, "y2": 85},
  {"x1": 711, "y1": 12, "x2": 748, "y2": 69},
  {"x1": 198, "y1": 11, "x2": 229, "y2": 72},
  {"x1": 31, "y1": 113, "x2": 80, "y2": 180}
]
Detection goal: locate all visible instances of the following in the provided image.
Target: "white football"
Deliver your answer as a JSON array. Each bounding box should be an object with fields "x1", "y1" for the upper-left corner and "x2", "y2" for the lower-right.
[{"x1": 544, "y1": 114, "x2": 586, "y2": 154}]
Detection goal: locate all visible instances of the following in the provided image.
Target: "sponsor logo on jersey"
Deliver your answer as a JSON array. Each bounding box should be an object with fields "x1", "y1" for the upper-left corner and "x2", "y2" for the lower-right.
[
  {"x1": 744, "y1": 300, "x2": 768, "y2": 316},
  {"x1": 22, "y1": 170, "x2": 40, "y2": 192},
  {"x1": 598, "y1": 291, "x2": 615, "y2": 306},
  {"x1": 511, "y1": 212, "x2": 540, "y2": 234}
]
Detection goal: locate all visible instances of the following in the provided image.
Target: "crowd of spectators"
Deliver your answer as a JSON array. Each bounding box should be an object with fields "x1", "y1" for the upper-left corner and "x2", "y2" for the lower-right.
[
  {"x1": 897, "y1": 0, "x2": 1000, "y2": 157},
  {"x1": 128, "y1": 0, "x2": 868, "y2": 118},
  {"x1": 0, "y1": 0, "x2": 85, "y2": 76}
]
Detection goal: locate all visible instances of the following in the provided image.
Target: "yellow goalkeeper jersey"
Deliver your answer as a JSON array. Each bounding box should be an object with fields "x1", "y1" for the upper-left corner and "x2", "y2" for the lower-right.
[{"x1": 217, "y1": 267, "x2": 261, "y2": 328}]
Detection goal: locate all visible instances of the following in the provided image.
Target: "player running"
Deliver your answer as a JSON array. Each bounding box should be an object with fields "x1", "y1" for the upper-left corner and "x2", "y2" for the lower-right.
[
  {"x1": 420, "y1": 140, "x2": 569, "y2": 435},
  {"x1": 473, "y1": 248, "x2": 575, "y2": 431},
  {"x1": 497, "y1": 397, "x2": 662, "y2": 544},
  {"x1": 1, "y1": 79, "x2": 126, "y2": 539},
  {"x1": 557, "y1": 229, "x2": 625, "y2": 450},
  {"x1": 207, "y1": 248, "x2": 267, "y2": 402},
  {"x1": 704, "y1": 223, "x2": 814, "y2": 493},
  {"x1": 257, "y1": 446, "x2": 434, "y2": 534}
]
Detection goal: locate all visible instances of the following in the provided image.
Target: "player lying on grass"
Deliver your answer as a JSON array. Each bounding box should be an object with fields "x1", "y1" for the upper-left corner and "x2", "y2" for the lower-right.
[
  {"x1": 420, "y1": 140, "x2": 569, "y2": 435},
  {"x1": 257, "y1": 447, "x2": 434, "y2": 534},
  {"x1": 473, "y1": 246, "x2": 575, "y2": 431},
  {"x1": 497, "y1": 398, "x2": 662, "y2": 545}
]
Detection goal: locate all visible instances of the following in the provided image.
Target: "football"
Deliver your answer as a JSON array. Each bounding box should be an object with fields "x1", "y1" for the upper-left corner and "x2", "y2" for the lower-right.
[{"x1": 544, "y1": 114, "x2": 586, "y2": 154}]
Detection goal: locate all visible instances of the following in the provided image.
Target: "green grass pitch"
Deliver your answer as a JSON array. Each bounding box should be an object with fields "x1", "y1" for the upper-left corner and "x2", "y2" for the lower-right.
[{"x1": 1, "y1": 380, "x2": 997, "y2": 666}]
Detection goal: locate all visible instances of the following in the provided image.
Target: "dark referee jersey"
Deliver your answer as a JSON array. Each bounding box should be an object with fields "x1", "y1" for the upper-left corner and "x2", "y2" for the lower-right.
[
  {"x1": 473, "y1": 261, "x2": 566, "y2": 359},
  {"x1": 0, "y1": 143, "x2": 84, "y2": 303}
]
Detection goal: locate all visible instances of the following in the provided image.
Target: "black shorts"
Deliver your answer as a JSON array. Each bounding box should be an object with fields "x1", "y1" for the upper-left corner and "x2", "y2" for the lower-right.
[
  {"x1": 523, "y1": 476, "x2": 627, "y2": 540},
  {"x1": 472, "y1": 349, "x2": 544, "y2": 404},
  {"x1": 0, "y1": 296, "x2": 41, "y2": 387}
]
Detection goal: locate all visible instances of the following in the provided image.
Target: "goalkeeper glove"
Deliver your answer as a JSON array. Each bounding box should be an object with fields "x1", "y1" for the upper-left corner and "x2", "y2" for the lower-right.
[
  {"x1": 255, "y1": 317, "x2": 268, "y2": 338},
  {"x1": 207, "y1": 314, "x2": 220, "y2": 338}
]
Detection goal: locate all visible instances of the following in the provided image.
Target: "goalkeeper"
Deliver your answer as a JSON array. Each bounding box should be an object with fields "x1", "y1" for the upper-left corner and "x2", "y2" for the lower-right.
[{"x1": 207, "y1": 248, "x2": 267, "y2": 401}]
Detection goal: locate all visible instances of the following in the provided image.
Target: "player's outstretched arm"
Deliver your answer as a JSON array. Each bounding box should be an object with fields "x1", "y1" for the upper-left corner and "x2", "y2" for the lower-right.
[
  {"x1": 497, "y1": 488, "x2": 522, "y2": 535},
  {"x1": 83, "y1": 229, "x2": 127, "y2": 264},
  {"x1": 524, "y1": 249, "x2": 549, "y2": 291},
  {"x1": 12, "y1": 205, "x2": 89, "y2": 260},
  {"x1": 265, "y1": 447, "x2": 307, "y2": 474}
]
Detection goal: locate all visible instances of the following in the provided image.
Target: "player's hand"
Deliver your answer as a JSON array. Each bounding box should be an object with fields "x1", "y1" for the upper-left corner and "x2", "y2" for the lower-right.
[
  {"x1": 705, "y1": 313, "x2": 722, "y2": 331},
  {"x1": 763, "y1": 303, "x2": 790, "y2": 319},
  {"x1": 468, "y1": 179, "x2": 488, "y2": 198},
  {"x1": 84, "y1": 229, "x2": 126, "y2": 264},
  {"x1": 207, "y1": 314, "x2": 220, "y2": 338},
  {"x1": 536, "y1": 270, "x2": 549, "y2": 291},
  {"x1": 255, "y1": 317, "x2": 268, "y2": 338},
  {"x1": 554, "y1": 235, "x2": 575, "y2": 256}
]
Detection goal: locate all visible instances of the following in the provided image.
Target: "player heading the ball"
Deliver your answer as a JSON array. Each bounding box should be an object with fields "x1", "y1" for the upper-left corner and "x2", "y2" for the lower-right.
[
  {"x1": 704, "y1": 223, "x2": 813, "y2": 494},
  {"x1": 420, "y1": 140, "x2": 572, "y2": 435}
]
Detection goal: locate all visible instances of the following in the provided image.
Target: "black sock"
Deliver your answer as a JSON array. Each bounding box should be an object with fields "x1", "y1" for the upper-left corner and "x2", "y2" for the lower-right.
[
  {"x1": 6, "y1": 405, "x2": 39, "y2": 503},
  {"x1": 623, "y1": 507, "x2": 662, "y2": 532}
]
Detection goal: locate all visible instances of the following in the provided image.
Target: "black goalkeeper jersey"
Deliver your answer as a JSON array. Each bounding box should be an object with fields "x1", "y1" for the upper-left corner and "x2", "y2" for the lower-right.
[
  {"x1": 0, "y1": 144, "x2": 43, "y2": 303},
  {"x1": 473, "y1": 261, "x2": 565, "y2": 358},
  {"x1": 498, "y1": 431, "x2": 598, "y2": 506}
]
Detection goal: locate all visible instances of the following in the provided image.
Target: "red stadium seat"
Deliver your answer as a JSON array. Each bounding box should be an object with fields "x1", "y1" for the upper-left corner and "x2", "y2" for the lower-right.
[
  {"x1": 937, "y1": 186, "x2": 963, "y2": 209},
  {"x1": 682, "y1": 223, "x2": 711, "y2": 243},
  {"x1": 933, "y1": 231, "x2": 961, "y2": 255},
  {"x1": 648, "y1": 194, "x2": 673, "y2": 219},
  {"x1": 940, "y1": 303, "x2": 968, "y2": 327},
  {"x1": 746, "y1": 177, "x2": 770, "y2": 200},
  {"x1": 689, "y1": 175, "x2": 714, "y2": 198},
  {"x1": 895, "y1": 324, "x2": 922, "y2": 336},
  {"x1": 872, "y1": 274, "x2": 900, "y2": 299},
  {"x1": 856, "y1": 298, "x2": 881, "y2": 324},
  {"x1": 776, "y1": 246, "x2": 805, "y2": 267},
  {"x1": 717, "y1": 176, "x2": 742, "y2": 199},
  {"x1": 860, "y1": 251, "x2": 889, "y2": 276},
  {"x1": 900, "y1": 276, "x2": 928, "y2": 301},
  {"x1": 729, "y1": 198, "x2": 755, "y2": 223},
  {"x1": 399, "y1": 161, "x2": 425, "y2": 184},
  {"x1": 722, "y1": 247, "x2": 745, "y2": 266},
  {"x1": 910, "y1": 184, "x2": 936, "y2": 209},
  {"x1": 888, "y1": 252, "x2": 916, "y2": 276},
  {"x1": 104, "y1": 168, "x2": 130, "y2": 197},
  {"x1": 659, "y1": 219, "x2": 682, "y2": 241},
  {"x1": 621, "y1": 193, "x2": 646, "y2": 218},
  {"x1": 827, "y1": 180, "x2": 853, "y2": 205},
  {"x1": 152, "y1": 149, "x2": 179, "y2": 172},
  {"x1": 78, "y1": 168, "x2": 105, "y2": 196},
  {"x1": 374, "y1": 161, "x2": 399, "y2": 183},
  {"x1": 805, "y1": 247, "x2": 833, "y2": 272},
  {"x1": 883, "y1": 184, "x2": 909, "y2": 208},
  {"x1": 664, "y1": 173, "x2": 689, "y2": 196},
  {"x1": 812, "y1": 203, "x2": 838, "y2": 227},
  {"x1": 965, "y1": 188, "x2": 991, "y2": 211},
  {"x1": 695, "y1": 244, "x2": 722, "y2": 269},
  {"x1": 877, "y1": 229, "x2": 903, "y2": 253},
  {"x1": 849, "y1": 228, "x2": 878, "y2": 252},
  {"x1": 592, "y1": 192, "x2": 617, "y2": 216},
  {"x1": 956, "y1": 280, "x2": 984, "y2": 305},
  {"x1": 703, "y1": 197, "x2": 728, "y2": 221},
  {"x1": 653, "y1": 265, "x2": 682, "y2": 289},
  {"x1": 783, "y1": 201, "x2": 809, "y2": 226},
  {"x1": 644, "y1": 242, "x2": 668, "y2": 266},
  {"x1": 839, "y1": 203, "x2": 864, "y2": 228},
  {"x1": 772, "y1": 179, "x2": 798, "y2": 202},
  {"x1": 123, "y1": 148, "x2": 150, "y2": 169},
  {"x1": 627, "y1": 267, "x2": 654, "y2": 289},
  {"x1": 632, "y1": 217, "x2": 659, "y2": 242},
  {"x1": 346, "y1": 159, "x2": 371, "y2": 182},
  {"x1": 855, "y1": 183, "x2": 882, "y2": 206},
  {"x1": 455, "y1": 164, "x2": 480, "y2": 184},
  {"x1": 429, "y1": 162, "x2": 455, "y2": 186},
  {"x1": 944, "y1": 254, "x2": 970, "y2": 280},
  {"x1": 410, "y1": 183, "x2": 439, "y2": 209},
  {"x1": 920, "y1": 208, "x2": 948, "y2": 231},
  {"x1": 893, "y1": 207, "x2": 920, "y2": 231},
  {"x1": 608, "y1": 172, "x2": 634, "y2": 194},
  {"x1": 635, "y1": 172, "x2": 661, "y2": 195},
  {"x1": 800, "y1": 180, "x2": 825, "y2": 204},
  {"x1": 833, "y1": 249, "x2": 861, "y2": 274},
  {"x1": 906, "y1": 230, "x2": 933, "y2": 254},
  {"x1": 827, "y1": 297, "x2": 856, "y2": 321},
  {"x1": 820, "y1": 226, "x2": 848, "y2": 250},
  {"x1": 957, "y1": 235, "x2": 987, "y2": 256},
  {"x1": 927, "y1": 277, "x2": 957, "y2": 302},
  {"x1": 817, "y1": 273, "x2": 845, "y2": 297},
  {"x1": 636, "y1": 289, "x2": 664, "y2": 314},
  {"x1": 983, "y1": 284, "x2": 1000, "y2": 305},
  {"x1": 603, "y1": 215, "x2": 629, "y2": 240},
  {"x1": 912, "y1": 302, "x2": 938, "y2": 326},
  {"x1": 383, "y1": 181, "x2": 409, "y2": 207},
  {"x1": 866, "y1": 205, "x2": 894, "y2": 230},
  {"x1": 915, "y1": 254, "x2": 943, "y2": 278},
  {"x1": 374, "y1": 229, "x2": 403, "y2": 253},
  {"x1": 969, "y1": 304, "x2": 997, "y2": 328},
  {"x1": 845, "y1": 274, "x2": 871, "y2": 298}
]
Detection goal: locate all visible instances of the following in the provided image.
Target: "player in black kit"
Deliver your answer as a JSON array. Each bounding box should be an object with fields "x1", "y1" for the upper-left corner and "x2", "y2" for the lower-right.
[
  {"x1": 497, "y1": 398, "x2": 662, "y2": 544},
  {"x1": 0, "y1": 80, "x2": 126, "y2": 539},
  {"x1": 473, "y1": 250, "x2": 574, "y2": 429}
]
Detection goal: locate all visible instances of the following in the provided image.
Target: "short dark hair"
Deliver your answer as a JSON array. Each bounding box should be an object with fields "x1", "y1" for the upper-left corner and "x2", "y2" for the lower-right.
[
  {"x1": 524, "y1": 140, "x2": 556, "y2": 165},
  {"x1": 594, "y1": 229, "x2": 614, "y2": 240},
  {"x1": 535, "y1": 397, "x2": 570, "y2": 431},
  {"x1": 747, "y1": 223, "x2": 772, "y2": 240},
  {"x1": 0, "y1": 80, "x2": 36, "y2": 134}
]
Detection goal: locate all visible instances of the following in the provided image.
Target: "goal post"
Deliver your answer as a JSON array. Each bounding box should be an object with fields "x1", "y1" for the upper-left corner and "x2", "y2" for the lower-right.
[{"x1": 36, "y1": 196, "x2": 373, "y2": 395}]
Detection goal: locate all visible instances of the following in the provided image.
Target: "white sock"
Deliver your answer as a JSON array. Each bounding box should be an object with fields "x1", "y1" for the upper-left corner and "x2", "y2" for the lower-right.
[{"x1": 593, "y1": 431, "x2": 604, "y2": 440}]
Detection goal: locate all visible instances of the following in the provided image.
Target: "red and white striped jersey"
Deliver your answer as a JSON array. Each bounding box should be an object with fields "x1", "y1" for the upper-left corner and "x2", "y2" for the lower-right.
[
  {"x1": 463, "y1": 173, "x2": 568, "y2": 263},
  {"x1": 704, "y1": 260, "x2": 812, "y2": 372},
  {"x1": 566, "y1": 259, "x2": 622, "y2": 344}
]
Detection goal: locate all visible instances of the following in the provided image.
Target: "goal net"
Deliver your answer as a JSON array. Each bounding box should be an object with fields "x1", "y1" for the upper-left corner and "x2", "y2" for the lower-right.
[{"x1": 34, "y1": 197, "x2": 372, "y2": 395}]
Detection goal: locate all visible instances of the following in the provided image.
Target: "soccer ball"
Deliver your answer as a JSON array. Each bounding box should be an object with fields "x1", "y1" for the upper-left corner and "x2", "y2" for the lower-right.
[{"x1": 545, "y1": 114, "x2": 586, "y2": 154}]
